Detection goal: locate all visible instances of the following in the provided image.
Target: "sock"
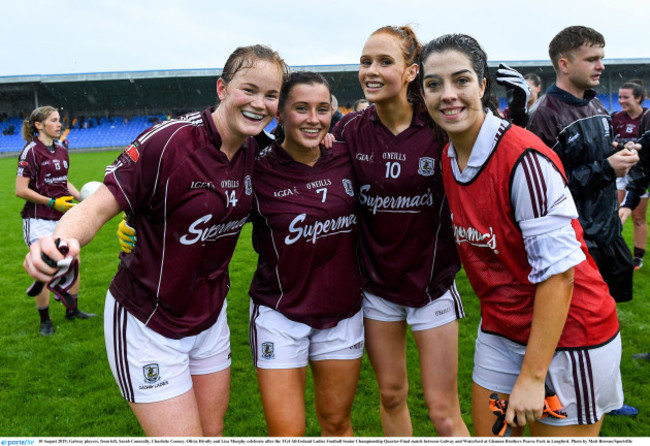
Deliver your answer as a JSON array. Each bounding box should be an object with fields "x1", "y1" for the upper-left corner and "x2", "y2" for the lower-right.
[
  {"x1": 37, "y1": 306, "x2": 50, "y2": 323},
  {"x1": 634, "y1": 247, "x2": 645, "y2": 260},
  {"x1": 65, "y1": 294, "x2": 79, "y2": 317}
]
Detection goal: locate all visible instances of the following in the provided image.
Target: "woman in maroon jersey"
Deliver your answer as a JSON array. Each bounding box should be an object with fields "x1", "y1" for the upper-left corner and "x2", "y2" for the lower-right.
[
  {"x1": 332, "y1": 26, "x2": 469, "y2": 436},
  {"x1": 419, "y1": 33, "x2": 622, "y2": 436},
  {"x1": 23, "y1": 45, "x2": 288, "y2": 437},
  {"x1": 248, "y1": 71, "x2": 363, "y2": 436},
  {"x1": 16, "y1": 105, "x2": 94, "y2": 337},
  {"x1": 612, "y1": 81, "x2": 649, "y2": 270}
]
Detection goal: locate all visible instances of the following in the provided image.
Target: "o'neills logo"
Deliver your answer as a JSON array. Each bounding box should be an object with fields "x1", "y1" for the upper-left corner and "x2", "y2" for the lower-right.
[
  {"x1": 452, "y1": 222, "x2": 498, "y2": 254},
  {"x1": 285, "y1": 213, "x2": 357, "y2": 245},
  {"x1": 179, "y1": 214, "x2": 248, "y2": 245}
]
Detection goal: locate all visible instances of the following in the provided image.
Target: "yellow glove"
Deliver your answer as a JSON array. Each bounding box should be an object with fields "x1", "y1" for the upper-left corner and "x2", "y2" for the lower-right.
[
  {"x1": 117, "y1": 214, "x2": 137, "y2": 254},
  {"x1": 48, "y1": 196, "x2": 75, "y2": 213}
]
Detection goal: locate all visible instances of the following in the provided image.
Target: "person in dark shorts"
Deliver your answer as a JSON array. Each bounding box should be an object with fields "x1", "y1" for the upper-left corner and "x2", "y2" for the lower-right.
[
  {"x1": 419, "y1": 32, "x2": 623, "y2": 437},
  {"x1": 22, "y1": 45, "x2": 288, "y2": 437},
  {"x1": 527, "y1": 26, "x2": 639, "y2": 418},
  {"x1": 16, "y1": 105, "x2": 94, "y2": 336}
]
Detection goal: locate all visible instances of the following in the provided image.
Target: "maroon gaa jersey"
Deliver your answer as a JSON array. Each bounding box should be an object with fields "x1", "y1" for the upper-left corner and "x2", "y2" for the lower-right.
[
  {"x1": 18, "y1": 139, "x2": 72, "y2": 220},
  {"x1": 104, "y1": 108, "x2": 255, "y2": 339},
  {"x1": 249, "y1": 141, "x2": 362, "y2": 329},
  {"x1": 612, "y1": 108, "x2": 649, "y2": 143},
  {"x1": 334, "y1": 106, "x2": 460, "y2": 308}
]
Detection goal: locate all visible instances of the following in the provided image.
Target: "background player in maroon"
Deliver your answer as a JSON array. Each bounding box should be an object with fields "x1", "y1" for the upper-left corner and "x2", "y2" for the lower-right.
[
  {"x1": 420, "y1": 33, "x2": 622, "y2": 436},
  {"x1": 249, "y1": 71, "x2": 363, "y2": 436},
  {"x1": 16, "y1": 105, "x2": 93, "y2": 336},
  {"x1": 23, "y1": 45, "x2": 288, "y2": 436},
  {"x1": 333, "y1": 26, "x2": 468, "y2": 436},
  {"x1": 612, "y1": 81, "x2": 649, "y2": 270}
]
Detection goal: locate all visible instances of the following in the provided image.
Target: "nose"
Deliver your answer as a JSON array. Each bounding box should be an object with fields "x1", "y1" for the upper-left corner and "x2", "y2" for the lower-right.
[
  {"x1": 251, "y1": 93, "x2": 265, "y2": 109},
  {"x1": 364, "y1": 61, "x2": 379, "y2": 76},
  {"x1": 440, "y1": 82, "x2": 457, "y2": 102},
  {"x1": 596, "y1": 59, "x2": 605, "y2": 71},
  {"x1": 306, "y1": 108, "x2": 319, "y2": 123}
]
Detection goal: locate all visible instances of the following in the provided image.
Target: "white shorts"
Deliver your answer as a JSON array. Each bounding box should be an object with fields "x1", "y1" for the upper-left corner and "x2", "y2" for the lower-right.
[
  {"x1": 362, "y1": 281, "x2": 465, "y2": 332},
  {"x1": 23, "y1": 218, "x2": 57, "y2": 246},
  {"x1": 472, "y1": 327, "x2": 623, "y2": 425},
  {"x1": 104, "y1": 291, "x2": 231, "y2": 404},
  {"x1": 249, "y1": 302, "x2": 364, "y2": 369},
  {"x1": 617, "y1": 175, "x2": 649, "y2": 198}
]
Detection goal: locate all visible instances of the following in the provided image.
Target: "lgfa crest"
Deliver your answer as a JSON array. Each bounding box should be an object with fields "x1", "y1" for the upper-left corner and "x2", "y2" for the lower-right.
[
  {"x1": 262, "y1": 342, "x2": 275, "y2": 360},
  {"x1": 143, "y1": 363, "x2": 160, "y2": 383},
  {"x1": 342, "y1": 179, "x2": 354, "y2": 197},
  {"x1": 418, "y1": 157, "x2": 435, "y2": 176},
  {"x1": 245, "y1": 175, "x2": 253, "y2": 195}
]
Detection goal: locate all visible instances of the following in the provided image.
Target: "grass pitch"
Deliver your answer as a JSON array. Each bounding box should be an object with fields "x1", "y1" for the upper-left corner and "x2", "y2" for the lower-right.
[{"x1": 0, "y1": 150, "x2": 648, "y2": 437}]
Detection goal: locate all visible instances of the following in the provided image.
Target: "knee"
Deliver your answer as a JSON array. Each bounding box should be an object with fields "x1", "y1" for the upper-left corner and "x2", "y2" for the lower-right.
[
  {"x1": 318, "y1": 413, "x2": 352, "y2": 437},
  {"x1": 426, "y1": 398, "x2": 464, "y2": 436},
  {"x1": 202, "y1": 421, "x2": 224, "y2": 437},
  {"x1": 379, "y1": 381, "x2": 409, "y2": 412}
]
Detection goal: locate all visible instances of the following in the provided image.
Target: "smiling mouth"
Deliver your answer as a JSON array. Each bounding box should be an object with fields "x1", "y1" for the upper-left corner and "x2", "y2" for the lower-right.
[
  {"x1": 301, "y1": 128, "x2": 321, "y2": 136},
  {"x1": 365, "y1": 82, "x2": 382, "y2": 89},
  {"x1": 242, "y1": 111, "x2": 264, "y2": 121},
  {"x1": 442, "y1": 108, "x2": 462, "y2": 116}
]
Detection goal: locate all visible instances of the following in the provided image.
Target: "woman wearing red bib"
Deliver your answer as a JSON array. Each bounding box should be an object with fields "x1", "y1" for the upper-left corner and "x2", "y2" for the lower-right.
[{"x1": 419, "y1": 33, "x2": 622, "y2": 437}]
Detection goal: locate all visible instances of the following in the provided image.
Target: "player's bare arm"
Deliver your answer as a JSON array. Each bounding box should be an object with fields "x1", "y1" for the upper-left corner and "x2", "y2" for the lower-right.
[
  {"x1": 505, "y1": 269, "x2": 574, "y2": 428},
  {"x1": 24, "y1": 184, "x2": 121, "y2": 281},
  {"x1": 15, "y1": 175, "x2": 53, "y2": 206}
]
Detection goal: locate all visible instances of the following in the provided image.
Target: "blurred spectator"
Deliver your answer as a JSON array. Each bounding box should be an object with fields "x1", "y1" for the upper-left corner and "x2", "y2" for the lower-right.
[
  {"x1": 329, "y1": 94, "x2": 344, "y2": 132},
  {"x1": 353, "y1": 98, "x2": 370, "y2": 112}
]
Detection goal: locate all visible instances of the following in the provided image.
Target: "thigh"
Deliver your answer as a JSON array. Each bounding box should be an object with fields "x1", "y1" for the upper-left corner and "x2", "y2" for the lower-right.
[
  {"x1": 256, "y1": 367, "x2": 308, "y2": 436},
  {"x1": 129, "y1": 388, "x2": 203, "y2": 436},
  {"x1": 413, "y1": 320, "x2": 460, "y2": 400},
  {"x1": 632, "y1": 197, "x2": 649, "y2": 221},
  {"x1": 471, "y1": 382, "x2": 525, "y2": 437},
  {"x1": 192, "y1": 368, "x2": 231, "y2": 436},
  {"x1": 311, "y1": 358, "x2": 362, "y2": 418},
  {"x1": 364, "y1": 317, "x2": 408, "y2": 388}
]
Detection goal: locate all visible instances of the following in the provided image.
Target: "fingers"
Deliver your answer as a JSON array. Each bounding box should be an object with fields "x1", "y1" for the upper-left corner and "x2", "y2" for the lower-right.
[
  {"x1": 322, "y1": 132, "x2": 335, "y2": 149},
  {"x1": 505, "y1": 405, "x2": 542, "y2": 428},
  {"x1": 619, "y1": 207, "x2": 631, "y2": 224},
  {"x1": 24, "y1": 236, "x2": 60, "y2": 281}
]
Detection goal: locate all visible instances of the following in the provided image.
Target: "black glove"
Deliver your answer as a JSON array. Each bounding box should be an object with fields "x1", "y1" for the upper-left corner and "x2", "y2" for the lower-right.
[{"x1": 496, "y1": 64, "x2": 530, "y2": 126}]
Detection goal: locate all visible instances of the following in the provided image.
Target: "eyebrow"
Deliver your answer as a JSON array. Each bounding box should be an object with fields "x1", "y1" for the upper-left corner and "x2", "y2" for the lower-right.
[{"x1": 423, "y1": 69, "x2": 473, "y2": 80}]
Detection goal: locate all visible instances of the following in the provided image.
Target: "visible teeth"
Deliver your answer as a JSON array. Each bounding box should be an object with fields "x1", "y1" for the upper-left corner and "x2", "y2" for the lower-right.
[
  {"x1": 443, "y1": 109, "x2": 461, "y2": 116},
  {"x1": 366, "y1": 82, "x2": 382, "y2": 88},
  {"x1": 303, "y1": 129, "x2": 320, "y2": 134},
  {"x1": 243, "y1": 111, "x2": 263, "y2": 120}
]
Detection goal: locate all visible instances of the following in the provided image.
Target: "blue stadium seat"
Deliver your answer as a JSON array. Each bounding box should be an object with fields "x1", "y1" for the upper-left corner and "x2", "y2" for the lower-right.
[{"x1": 0, "y1": 114, "x2": 168, "y2": 153}]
